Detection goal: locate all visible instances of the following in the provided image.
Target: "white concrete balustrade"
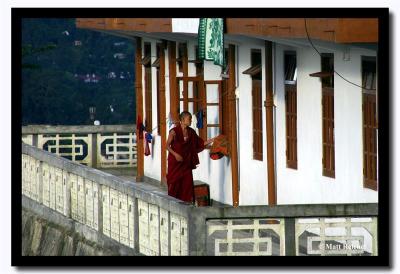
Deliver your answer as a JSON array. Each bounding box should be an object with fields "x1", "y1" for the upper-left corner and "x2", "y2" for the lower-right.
[{"x1": 22, "y1": 143, "x2": 189, "y2": 256}]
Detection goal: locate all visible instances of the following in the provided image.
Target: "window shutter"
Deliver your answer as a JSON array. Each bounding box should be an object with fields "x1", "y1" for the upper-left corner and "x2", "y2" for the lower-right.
[
  {"x1": 322, "y1": 87, "x2": 335, "y2": 178},
  {"x1": 362, "y1": 57, "x2": 377, "y2": 191},
  {"x1": 285, "y1": 84, "x2": 297, "y2": 169},
  {"x1": 252, "y1": 79, "x2": 263, "y2": 160},
  {"x1": 363, "y1": 93, "x2": 377, "y2": 190}
]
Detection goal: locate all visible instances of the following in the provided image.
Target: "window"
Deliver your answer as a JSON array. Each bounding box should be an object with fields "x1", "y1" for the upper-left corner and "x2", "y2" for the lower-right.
[
  {"x1": 204, "y1": 81, "x2": 222, "y2": 140},
  {"x1": 243, "y1": 49, "x2": 263, "y2": 160},
  {"x1": 321, "y1": 53, "x2": 335, "y2": 178},
  {"x1": 285, "y1": 52, "x2": 297, "y2": 83},
  {"x1": 362, "y1": 57, "x2": 377, "y2": 190},
  {"x1": 143, "y1": 42, "x2": 152, "y2": 132},
  {"x1": 176, "y1": 76, "x2": 205, "y2": 138},
  {"x1": 176, "y1": 76, "x2": 223, "y2": 141},
  {"x1": 285, "y1": 52, "x2": 297, "y2": 169},
  {"x1": 175, "y1": 44, "x2": 225, "y2": 141}
]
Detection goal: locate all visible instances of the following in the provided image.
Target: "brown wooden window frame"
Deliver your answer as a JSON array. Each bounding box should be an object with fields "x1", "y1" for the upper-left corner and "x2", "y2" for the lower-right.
[
  {"x1": 174, "y1": 44, "x2": 224, "y2": 142},
  {"x1": 252, "y1": 78, "x2": 263, "y2": 161},
  {"x1": 284, "y1": 51, "x2": 298, "y2": 169},
  {"x1": 143, "y1": 42, "x2": 152, "y2": 132},
  {"x1": 176, "y1": 76, "x2": 205, "y2": 139},
  {"x1": 321, "y1": 53, "x2": 335, "y2": 178},
  {"x1": 362, "y1": 56, "x2": 378, "y2": 191},
  {"x1": 176, "y1": 76, "x2": 223, "y2": 141},
  {"x1": 243, "y1": 49, "x2": 263, "y2": 161},
  {"x1": 204, "y1": 80, "x2": 223, "y2": 141}
]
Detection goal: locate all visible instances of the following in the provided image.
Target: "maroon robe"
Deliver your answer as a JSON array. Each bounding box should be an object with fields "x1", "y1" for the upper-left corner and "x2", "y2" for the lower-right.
[{"x1": 166, "y1": 125, "x2": 205, "y2": 203}]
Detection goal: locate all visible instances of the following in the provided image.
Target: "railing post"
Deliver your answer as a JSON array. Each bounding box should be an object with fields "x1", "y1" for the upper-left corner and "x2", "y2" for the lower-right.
[
  {"x1": 133, "y1": 197, "x2": 140, "y2": 252},
  {"x1": 97, "y1": 183, "x2": 103, "y2": 233},
  {"x1": 64, "y1": 172, "x2": 71, "y2": 218},
  {"x1": 37, "y1": 161, "x2": 43, "y2": 204},
  {"x1": 284, "y1": 218, "x2": 296, "y2": 256},
  {"x1": 32, "y1": 134, "x2": 38, "y2": 148},
  {"x1": 187, "y1": 210, "x2": 207, "y2": 256},
  {"x1": 91, "y1": 133, "x2": 98, "y2": 169}
]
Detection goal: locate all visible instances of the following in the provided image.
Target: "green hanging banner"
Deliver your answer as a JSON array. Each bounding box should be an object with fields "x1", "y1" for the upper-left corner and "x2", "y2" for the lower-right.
[{"x1": 198, "y1": 18, "x2": 225, "y2": 68}]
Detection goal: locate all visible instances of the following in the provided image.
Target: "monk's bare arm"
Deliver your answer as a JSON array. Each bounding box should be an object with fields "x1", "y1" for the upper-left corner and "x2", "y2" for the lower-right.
[
  {"x1": 166, "y1": 130, "x2": 176, "y2": 155},
  {"x1": 204, "y1": 137, "x2": 216, "y2": 146},
  {"x1": 166, "y1": 130, "x2": 183, "y2": 161}
]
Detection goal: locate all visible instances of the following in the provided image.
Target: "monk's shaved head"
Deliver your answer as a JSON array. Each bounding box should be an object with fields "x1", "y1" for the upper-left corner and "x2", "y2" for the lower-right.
[{"x1": 179, "y1": 111, "x2": 192, "y2": 121}]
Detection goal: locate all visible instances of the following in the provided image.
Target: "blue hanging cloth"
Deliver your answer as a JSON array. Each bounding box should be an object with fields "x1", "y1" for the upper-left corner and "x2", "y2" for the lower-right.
[
  {"x1": 144, "y1": 132, "x2": 152, "y2": 156},
  {"x1": 196, "y1": 110, "x2": 204, "y2": 129},
  {"x1": 145, "y1": 132, "x2": 153, "y2": 143}
]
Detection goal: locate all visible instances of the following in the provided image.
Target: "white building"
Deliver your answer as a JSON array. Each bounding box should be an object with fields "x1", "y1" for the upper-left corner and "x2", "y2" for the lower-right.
[{"x1": 77, "y1": 18, "x2": 378, "y2": 207}]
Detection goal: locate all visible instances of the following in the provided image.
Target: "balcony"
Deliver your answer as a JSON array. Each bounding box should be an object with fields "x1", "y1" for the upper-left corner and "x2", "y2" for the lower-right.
[{"x1": 21, "y1": 125, "x2": 378, "y2": 256}]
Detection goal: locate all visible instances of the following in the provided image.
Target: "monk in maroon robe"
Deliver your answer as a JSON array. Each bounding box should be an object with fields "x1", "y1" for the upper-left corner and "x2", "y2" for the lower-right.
[{"x1": 166, "y1": 111, "x2": 215, "y2": 203}]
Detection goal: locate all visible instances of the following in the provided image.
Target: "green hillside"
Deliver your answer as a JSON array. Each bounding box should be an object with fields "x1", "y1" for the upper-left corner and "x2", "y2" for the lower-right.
[{"x1": 21, "y1": 18, "x2": 136, "y2": 125}]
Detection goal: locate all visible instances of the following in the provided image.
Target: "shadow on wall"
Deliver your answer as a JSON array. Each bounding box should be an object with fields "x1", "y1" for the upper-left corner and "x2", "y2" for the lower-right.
[{"x1": 217, "y1": 156, "x2": 230, "y2": 203}]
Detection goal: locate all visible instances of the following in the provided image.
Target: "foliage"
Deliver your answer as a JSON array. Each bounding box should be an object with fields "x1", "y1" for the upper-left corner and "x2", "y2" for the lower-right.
[{"x1": 21, "y1": 18, "x2": 136, "y2": 126}]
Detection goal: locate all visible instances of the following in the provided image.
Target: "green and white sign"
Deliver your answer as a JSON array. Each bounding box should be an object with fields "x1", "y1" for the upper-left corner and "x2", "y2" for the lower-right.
[{"x1": 198, "y1": 18, "x2": 225, "y2": 68}]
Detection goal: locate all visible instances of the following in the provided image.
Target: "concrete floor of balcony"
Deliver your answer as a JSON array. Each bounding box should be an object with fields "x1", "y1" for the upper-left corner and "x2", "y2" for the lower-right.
[
  {"x1": 98, "y1": 167, "x2": 166, "y2": 191},
  {"x1": 97, "y1": 167, "x2": 229, "y2": 207}
]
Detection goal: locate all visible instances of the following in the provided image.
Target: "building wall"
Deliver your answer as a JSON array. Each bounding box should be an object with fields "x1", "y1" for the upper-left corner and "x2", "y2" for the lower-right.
[
  {"x1": 142, "y1": 38, "x2": 234, "y2": 205},
  {"x1": 187, "y1": 39, "x2": 234, "y2": 205},
  {"x1": 141, "y1": 36, "x2": 378, "y2": 206},
  {"x1": 235, "y1": 40, "x2": 270, "y2": 205},
  {"x1": 274, "y1": 43, "x2": 378, "y2": 204},
  {"x1": 171, "y1": 18, "x2": 199, "y2": 34},
  {"x1": 143, "y1": 39, "x2": 161, "y2": 180}
]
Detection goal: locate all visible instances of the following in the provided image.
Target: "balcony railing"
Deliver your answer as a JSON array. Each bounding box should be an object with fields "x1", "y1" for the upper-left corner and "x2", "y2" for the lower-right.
[
  {"x1": 22, "y1": 125, "x2": 137, "y2": 169},
  {"x1": 21, "y1": 140, "x2": 378, "y2": 256}
]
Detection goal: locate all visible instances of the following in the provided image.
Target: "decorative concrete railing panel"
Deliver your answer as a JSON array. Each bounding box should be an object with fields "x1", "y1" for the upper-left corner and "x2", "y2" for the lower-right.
[
  {"x1": 38, "y1": 133, "x2": 93, "y2": 166},
  {"x1": 22, "y1": 125, "x2": 137, "y2": 169},
  {"x1": 295, "y1": 217, "x2": 378, "y2": 256},
  {"x1": 207, "y1": 218, "x2": 285, "y2": 256},
  {"x1": 97, "y1": 132, "x2": 137, "y2": 168}
]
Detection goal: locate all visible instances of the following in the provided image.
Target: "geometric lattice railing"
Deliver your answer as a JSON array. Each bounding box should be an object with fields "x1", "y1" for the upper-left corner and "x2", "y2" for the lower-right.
[
  {"x1": 97, "y1": 132, "x2": 137, "y2": 168},
  {"x1": 22, "y1": 124, "x2": 137, "y2": 169},
  {"x1": 38, "y1": 133, "x2": 92, "y2": 166},
  {"x1": 207, "y1": 218, "x2": 285, "y2": 256},
  {"x1": 295, "y1": 217, "x2": 378, "y2": 256}
]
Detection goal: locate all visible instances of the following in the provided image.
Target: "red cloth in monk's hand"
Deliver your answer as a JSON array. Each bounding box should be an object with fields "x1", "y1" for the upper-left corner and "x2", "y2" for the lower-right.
[
  {"x1": 210, "y1": 134, "x2": 229, "y2": 160},
  {"x1": 166, "y1": 125, "x2": 205, "y2": 203}
]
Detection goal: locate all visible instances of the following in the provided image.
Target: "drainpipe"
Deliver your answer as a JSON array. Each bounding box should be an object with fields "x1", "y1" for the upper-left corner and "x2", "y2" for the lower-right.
[{"x1": 265, "y1": 40, "x2": 277, "y2": 206}]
